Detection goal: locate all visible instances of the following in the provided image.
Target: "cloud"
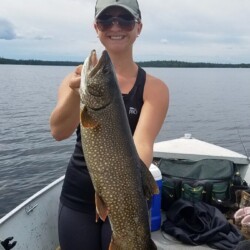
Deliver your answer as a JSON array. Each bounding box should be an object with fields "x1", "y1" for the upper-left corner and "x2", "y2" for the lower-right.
[
  {"x1": 0, "y1": 19, "x2": 53, "y2": 41},
  {"x1": 0, "y1": 18, "x2": 17, "y2": 40},
  {"x1": 0, "y1": 0, "x2": 250, "y2": 63},
  {"x1": 17, "y1": 27, "x2": 54, "y2": 40},
  {"x1": 33, "y1": 35, "x2": 53, "y2": 40},
  {"x1": 160, "y1": 39, "x2": 168, "y2": 44}
]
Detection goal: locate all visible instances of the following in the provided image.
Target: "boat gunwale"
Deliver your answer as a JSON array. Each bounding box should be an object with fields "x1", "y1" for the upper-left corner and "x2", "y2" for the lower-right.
[{"x1": 0, "y1": 176, "x2": 64, "y2": 224}]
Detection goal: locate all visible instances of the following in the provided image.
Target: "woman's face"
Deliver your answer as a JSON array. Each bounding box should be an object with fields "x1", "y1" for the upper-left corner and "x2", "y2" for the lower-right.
[{"x1": 94, "y1": 7, "x2": 142, "y2": 54}]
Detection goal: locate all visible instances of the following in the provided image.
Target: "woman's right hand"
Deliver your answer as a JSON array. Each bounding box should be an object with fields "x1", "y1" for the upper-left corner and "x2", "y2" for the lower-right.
[
  {"x1": 69, "y1": 65, "x2": 83, "y2": 93},
  {"x1": 49, "y1": 65, "x2": 83, "y2": 141},
  {"x1": 50, "y1": 51, "x2": 98, "y2": 141}
]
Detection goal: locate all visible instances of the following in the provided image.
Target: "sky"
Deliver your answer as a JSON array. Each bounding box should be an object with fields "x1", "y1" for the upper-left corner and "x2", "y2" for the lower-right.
[{"x1": 0, "y1": 0, "x2": 250, "y2": 63}]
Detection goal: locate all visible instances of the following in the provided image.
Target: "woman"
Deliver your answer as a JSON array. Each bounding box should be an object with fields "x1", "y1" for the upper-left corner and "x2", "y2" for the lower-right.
[{"x1": 50, "y1": 0, "x2": 169, "y2": 249}]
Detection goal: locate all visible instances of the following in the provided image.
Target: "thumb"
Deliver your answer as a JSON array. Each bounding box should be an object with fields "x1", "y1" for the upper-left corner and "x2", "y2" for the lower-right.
[
  {"x1": 75, "y1": 64, "x2": 82, "y2": 76},
  {"x1": 69, "y1": 65, "x2": 82, "y2": 90}
]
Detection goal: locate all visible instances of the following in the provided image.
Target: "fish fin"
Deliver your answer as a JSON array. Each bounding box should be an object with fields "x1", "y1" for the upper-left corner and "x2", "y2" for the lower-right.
[
  {"x1": 108, "y1": 239, "x2": 114, "y2": 250},
  {"x1": 108, "y1": 237, "x2": 122, "y2": 250},
  {"x1": 109, "y1": 241, "x2": 117, "y2": 250},
  {"x1": 109, "y1": 241, "x2": 114, "y2": 250},
  {"x1": 80, "y1": 106, "x2": 99, "y2": 128},
  {"x1": 95, "y1": 193, "x2": 109, "y2": 222},
  {"x1": 140, "y1": 159, "x2": 159, "y2": 200}
]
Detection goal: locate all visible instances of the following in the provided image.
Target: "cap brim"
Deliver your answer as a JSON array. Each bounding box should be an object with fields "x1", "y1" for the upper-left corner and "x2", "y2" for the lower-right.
[{"x1": 95, "y1": 4, "x2": 139, "y2": 19}]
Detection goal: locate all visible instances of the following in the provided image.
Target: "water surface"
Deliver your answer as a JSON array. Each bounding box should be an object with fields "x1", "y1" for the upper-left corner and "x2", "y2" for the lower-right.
[{"x1": 0, "y1": 65, "x2": 250, "y2": 218}]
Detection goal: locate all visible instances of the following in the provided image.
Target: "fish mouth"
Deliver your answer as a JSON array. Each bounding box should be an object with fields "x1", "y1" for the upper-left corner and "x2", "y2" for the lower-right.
[
  {"x1": 81, "y1": 50, "x2": 114, "y2": 110},
  {"x1": 86, "y1": 51, "x2": 111, "y2": 98},
  {"x1": 88, "y1": 50, "x2": 111, "y2": 78}
]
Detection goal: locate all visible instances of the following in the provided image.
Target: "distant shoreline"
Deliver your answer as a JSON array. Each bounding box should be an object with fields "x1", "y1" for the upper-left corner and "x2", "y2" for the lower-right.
[{"x1": 0, "y1": 57, "x2": 249, "y2": 68}]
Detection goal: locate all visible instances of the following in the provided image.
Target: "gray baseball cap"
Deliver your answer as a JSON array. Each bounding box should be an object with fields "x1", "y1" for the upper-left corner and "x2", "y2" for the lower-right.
[{"x1": 95, "y1": 0, "x2": 141, "y2": 19}]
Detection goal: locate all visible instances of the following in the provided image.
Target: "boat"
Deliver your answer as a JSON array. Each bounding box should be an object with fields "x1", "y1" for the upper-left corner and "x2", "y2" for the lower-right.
[{"x1": 1, "y1": 134, "x2": 250, "y2": 250}]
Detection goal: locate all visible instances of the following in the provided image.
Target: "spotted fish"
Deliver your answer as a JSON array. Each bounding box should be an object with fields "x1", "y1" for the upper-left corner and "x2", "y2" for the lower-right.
[{"x1": 80, "y1": 50, "x2": 158, "y2": 250}]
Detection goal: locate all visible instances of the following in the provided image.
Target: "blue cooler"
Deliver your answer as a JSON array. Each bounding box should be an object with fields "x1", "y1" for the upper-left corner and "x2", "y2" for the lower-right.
[{"x1": 149, "y1": 163, "x2": 162, "y2": 232}]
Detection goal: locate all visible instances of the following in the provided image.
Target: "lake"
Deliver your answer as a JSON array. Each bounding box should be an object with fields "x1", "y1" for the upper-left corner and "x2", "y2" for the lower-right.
[{"x1": 0, "y1": 65, "x2": 250, "y2": 218}]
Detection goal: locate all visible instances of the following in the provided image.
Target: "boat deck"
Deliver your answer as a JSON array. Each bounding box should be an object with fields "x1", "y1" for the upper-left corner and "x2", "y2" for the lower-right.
[{"x1": 152, "y1": 230, "x2": 211, "y2": 250}]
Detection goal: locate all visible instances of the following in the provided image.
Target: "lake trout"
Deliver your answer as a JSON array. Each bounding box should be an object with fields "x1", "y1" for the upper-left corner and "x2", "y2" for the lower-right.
[{"x1": 80, "y1": 50, "x2": 158, "y2": 250}]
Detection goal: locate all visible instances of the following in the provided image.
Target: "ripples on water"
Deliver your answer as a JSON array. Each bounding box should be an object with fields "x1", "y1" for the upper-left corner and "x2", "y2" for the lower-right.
[
  {"x1": 0, "y1": 65, "x2": 250, "y2": 218},
  {"x1": 0, "y1": 65, "x2": 75, "y2": 217},
  {"x1": 150, "y1": 68, "x2": 250, "y2": 152}
]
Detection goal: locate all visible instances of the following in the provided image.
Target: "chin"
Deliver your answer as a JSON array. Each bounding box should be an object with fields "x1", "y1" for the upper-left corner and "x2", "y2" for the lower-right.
[{"x1": 105, "y1": 43, "x2": 132, "y2": 54}]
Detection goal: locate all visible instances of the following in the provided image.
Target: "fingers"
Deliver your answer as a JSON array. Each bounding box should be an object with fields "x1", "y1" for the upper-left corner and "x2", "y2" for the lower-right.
[
  {"x1": 75, "y1": 64, "x2": 82, "y2": 75},
  {"x1": 69, "y1": 65, "x2": 82, "y2": 90},
  {"x1": 69, "y1": 49, "x2": 98, "y2": 91},
  {"x1": 69, "y1": 75, "x2": 81, "y2": 90}
]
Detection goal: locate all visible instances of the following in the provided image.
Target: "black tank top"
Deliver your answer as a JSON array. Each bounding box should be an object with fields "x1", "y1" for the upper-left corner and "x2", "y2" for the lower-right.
[{"x1": 60, "y1": 67, "x2": 146, "y2": 213}]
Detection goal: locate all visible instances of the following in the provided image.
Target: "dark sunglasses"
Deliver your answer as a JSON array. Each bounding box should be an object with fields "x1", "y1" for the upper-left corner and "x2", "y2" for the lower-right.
[{"x1": 96, "y1": 14, "x2": 139, "y2": 32}]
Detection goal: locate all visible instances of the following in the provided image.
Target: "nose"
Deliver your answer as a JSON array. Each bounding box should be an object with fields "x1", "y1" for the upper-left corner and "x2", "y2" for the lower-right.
[
  {"x1": 110, "y1": 19, "x2": 121, "y2": 30},
  {"x1": 112, "y1": 19, "x2": 119, "y2": 26}
]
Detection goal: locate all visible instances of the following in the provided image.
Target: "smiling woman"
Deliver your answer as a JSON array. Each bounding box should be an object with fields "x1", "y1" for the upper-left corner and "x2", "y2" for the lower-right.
[{"x1": 49, "y1": 0, "x2": 169, "y2": 249}]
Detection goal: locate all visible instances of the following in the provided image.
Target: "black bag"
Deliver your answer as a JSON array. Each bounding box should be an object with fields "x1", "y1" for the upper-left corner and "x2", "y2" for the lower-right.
[
  {"x1": 161, "y1": 199, "x2": 243, "y2": 249},
  {"x1": 158, "y1": 158, "x2": 247, "y2": 211}
]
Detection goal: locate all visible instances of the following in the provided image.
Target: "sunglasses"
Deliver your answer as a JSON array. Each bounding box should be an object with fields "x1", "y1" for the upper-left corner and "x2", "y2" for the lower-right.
[{"x1": 96, "y1": 14, "x2": 139, "y2": 32}]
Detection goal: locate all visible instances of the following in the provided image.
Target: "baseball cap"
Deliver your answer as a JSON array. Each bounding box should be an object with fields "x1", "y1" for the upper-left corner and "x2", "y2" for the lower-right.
[{"x1": 95, "y1": 0, "x2": 141, "y2": 19}]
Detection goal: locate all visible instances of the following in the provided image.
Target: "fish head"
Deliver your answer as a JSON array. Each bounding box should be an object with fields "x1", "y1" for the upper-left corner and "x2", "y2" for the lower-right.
[{"x1": 80, "y1": 50, "x2": 118, "y2": 110}]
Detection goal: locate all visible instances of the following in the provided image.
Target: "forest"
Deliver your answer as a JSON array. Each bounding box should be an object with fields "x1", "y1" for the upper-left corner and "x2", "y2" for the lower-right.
[{"x1": 0, "y1": 57, "x2": 249, "y2": 68}]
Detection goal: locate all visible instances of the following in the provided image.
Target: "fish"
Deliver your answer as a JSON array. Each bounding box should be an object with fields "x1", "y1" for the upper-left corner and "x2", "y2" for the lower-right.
[{"x1": 80, "y1": 49, "x2": 158, "y2": 250}]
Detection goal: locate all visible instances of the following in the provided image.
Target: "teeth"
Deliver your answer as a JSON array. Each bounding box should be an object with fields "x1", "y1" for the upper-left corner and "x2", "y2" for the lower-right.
[{"x1": 110, "y1": 36, "x2": 123, "y2": 40}]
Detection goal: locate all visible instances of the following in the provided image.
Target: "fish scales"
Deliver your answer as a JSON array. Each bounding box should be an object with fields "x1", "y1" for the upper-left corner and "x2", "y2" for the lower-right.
[{"x1": 80, "y1": 50, "x2": 158, "y2": 249}]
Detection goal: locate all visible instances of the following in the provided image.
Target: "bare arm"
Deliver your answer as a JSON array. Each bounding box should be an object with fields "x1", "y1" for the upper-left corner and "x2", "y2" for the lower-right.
[
  {"x1": 133, "y1": 74, "x2": 169, "y2": 167},
  {"x1": 49, "y1": 65, "x2": 82, "y2": 141}
]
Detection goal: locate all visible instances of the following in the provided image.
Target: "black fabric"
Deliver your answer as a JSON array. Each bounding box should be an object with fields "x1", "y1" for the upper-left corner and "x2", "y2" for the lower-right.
[
  {"x1": 60, "y1": 66, "x2": 146, "y2": 213},
  {"x1": 235, "y1": 240, "x2": 250, "y2": 250},
  {"x1": 161, "y1": 199, "x2": 243, "y2": 250},
  {"x1": 122, "y1": 67, "x2": 145, "y2": 135},
  {"x1": 58, "y1": 203, "x2": 112, "y2": 250}
]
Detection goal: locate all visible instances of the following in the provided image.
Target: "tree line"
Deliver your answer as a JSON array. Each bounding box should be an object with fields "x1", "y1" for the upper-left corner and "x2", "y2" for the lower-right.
[
  {"x1": 138, "y1": 60, "x2": 250, "y2": 68},
  {"x1": 0, "y1": 57, "x2": 249, "y2": 68},
  {"x1": 0, "y1": 57, "x2": 81, "y2": 66}
]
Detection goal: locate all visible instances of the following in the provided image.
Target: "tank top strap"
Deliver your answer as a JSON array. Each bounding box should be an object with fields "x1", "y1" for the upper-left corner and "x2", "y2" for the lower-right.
[
  {"x1": 122, "y1": 66, "x2": 146, "y2": 135},
  {"x1": 126, "y1": 66, "x2": 146, "y2": 99}
]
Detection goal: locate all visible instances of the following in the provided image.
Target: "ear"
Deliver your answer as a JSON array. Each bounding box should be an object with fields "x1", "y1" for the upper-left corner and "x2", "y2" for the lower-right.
[
  {"x1": 94, "y1": 22, "x2": 99, "y2": 34},
  {"x1": 137, "y1": 21, "x2": 143, "y2": 36}
]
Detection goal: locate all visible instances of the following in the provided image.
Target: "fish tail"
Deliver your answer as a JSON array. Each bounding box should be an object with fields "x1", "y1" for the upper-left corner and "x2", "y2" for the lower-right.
[{"x1": 140, "y1": 159, "x2": 159, "y2": 200}]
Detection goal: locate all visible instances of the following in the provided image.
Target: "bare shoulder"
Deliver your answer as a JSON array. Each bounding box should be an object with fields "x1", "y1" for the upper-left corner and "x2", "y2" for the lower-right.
[{"x1": 144, "y1": 73, "x2": 169, "y2": 101}]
